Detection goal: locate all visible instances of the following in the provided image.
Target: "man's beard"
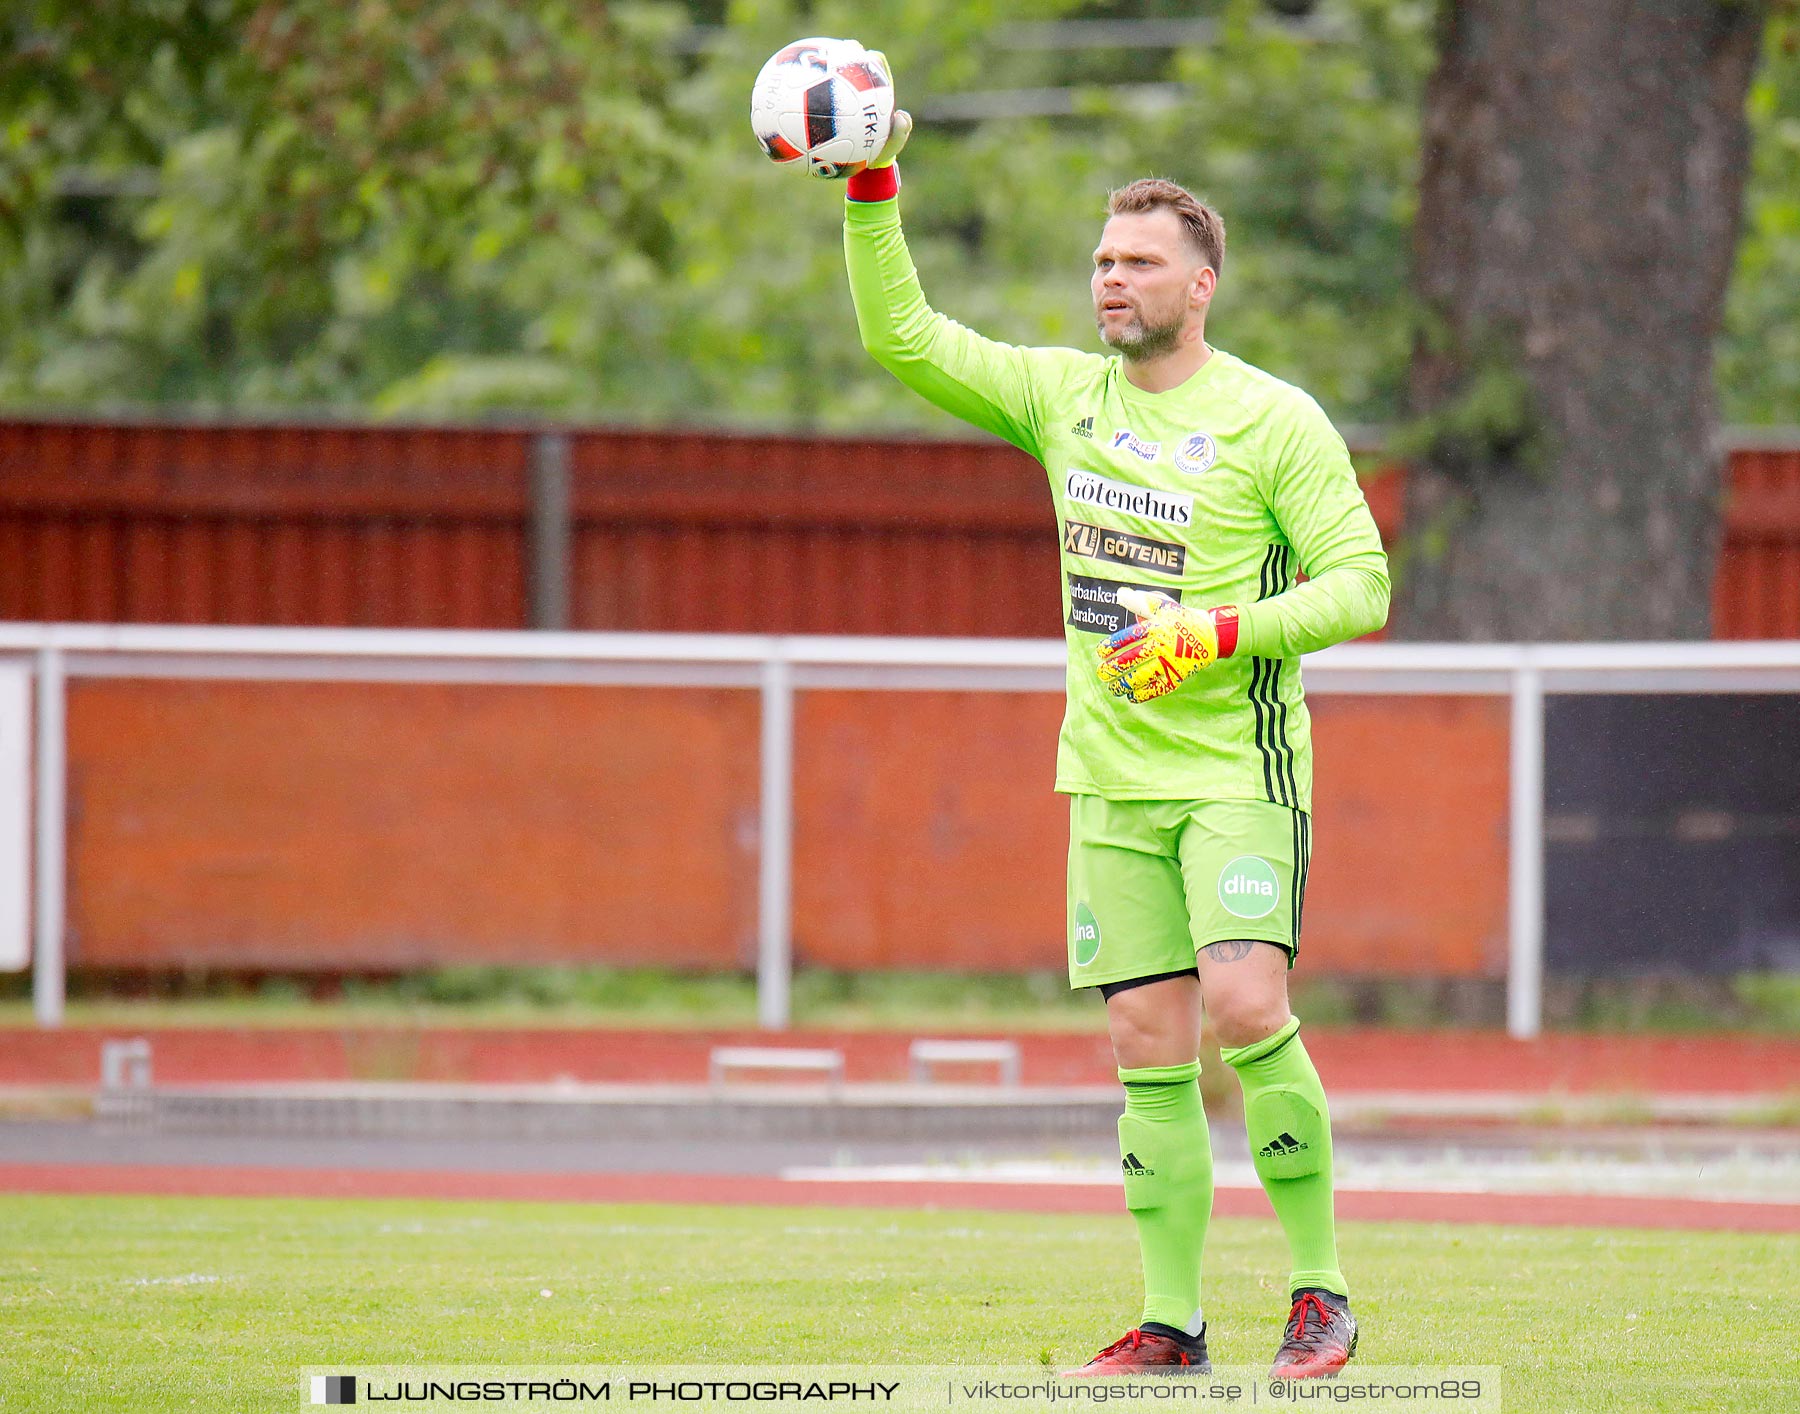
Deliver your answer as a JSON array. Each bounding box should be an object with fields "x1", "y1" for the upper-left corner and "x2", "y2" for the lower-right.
[{"x1": 1097, "y1": 307, "x2": 1184, "y2": 360}]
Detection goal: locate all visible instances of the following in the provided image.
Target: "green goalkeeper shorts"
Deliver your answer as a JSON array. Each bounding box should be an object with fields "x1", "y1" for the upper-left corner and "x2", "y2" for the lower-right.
[{"x1": 1066, "y1": 794, "x2": 1311, "y2": 990}]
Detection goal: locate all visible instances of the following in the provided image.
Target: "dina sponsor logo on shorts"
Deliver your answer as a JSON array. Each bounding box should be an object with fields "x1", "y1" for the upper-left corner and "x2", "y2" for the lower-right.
[
  {"x1": 1066, "y1": 572, "x2": 1184, "y2": 636},
  {"x1": 1073, "y1": 901, "x2": 1102, "y2": 966},
  {"x1": 1064, "y1": 469, "x2": 1193, "y2": 528},
  {"x1": 1217, "y1": 855, "x2": 1280, "y2": 920},
  {"x1": 1062, "y1": 519, "x2": 1186, "y2": 576}
]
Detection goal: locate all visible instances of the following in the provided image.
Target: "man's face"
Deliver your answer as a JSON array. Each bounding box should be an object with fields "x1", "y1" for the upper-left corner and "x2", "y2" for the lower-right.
[{"x1": 1091, "y1": 210, "x2": 1213, "y2": 359}]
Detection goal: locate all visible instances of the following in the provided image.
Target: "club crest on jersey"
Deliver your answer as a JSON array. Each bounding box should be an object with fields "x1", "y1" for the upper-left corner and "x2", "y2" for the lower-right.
[
  {"x1": 1174, "y1": 432, "x2": 1218, "y2": 475},
  {"x1": 1111, "y1": 429, "x2": 1160, "y2": 462}
]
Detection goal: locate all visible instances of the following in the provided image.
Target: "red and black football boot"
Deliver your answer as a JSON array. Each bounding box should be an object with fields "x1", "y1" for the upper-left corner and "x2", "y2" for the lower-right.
[
  {"x1": 1062, "y1": 1323, "x2": 1210, "y2": 1377},
  {"x1": 1270, "y1": 1289, "x2": 1358, "y2": 1379}
]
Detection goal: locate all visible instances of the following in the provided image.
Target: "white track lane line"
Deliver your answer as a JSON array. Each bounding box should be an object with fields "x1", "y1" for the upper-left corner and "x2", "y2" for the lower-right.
[{"x1": 779, "y1": 1156, "x2": 1800, "y2": 1204}]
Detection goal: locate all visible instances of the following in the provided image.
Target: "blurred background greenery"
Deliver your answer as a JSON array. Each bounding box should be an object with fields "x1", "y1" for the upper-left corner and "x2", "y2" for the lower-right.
[{"x1": 1, "y1": 0, "x2": 1794, "y2": 431}]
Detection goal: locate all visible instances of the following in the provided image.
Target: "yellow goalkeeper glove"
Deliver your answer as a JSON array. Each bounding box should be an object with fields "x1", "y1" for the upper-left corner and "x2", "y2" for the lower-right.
[
  {"x1": 845, "y1": 50, "x2": 910, "y2": 203},
  {"x1": 1096, "y1": 589, "x2": 1240, "y2": 704},
  {"x1": 863, "y1": 50, "x2": 912, "y2": 168}
]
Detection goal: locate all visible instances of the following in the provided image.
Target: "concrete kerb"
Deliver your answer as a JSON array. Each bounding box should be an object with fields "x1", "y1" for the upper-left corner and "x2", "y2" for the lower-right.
[
  {"x1": 92, "y1": 1083, "x2": 1128, "y2": 1142},
  {"x1": 77, "y1": 1081, "x2": 1798, "y2": 1143}
]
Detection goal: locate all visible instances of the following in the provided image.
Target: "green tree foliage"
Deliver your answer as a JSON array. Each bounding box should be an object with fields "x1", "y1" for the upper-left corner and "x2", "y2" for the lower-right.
[
  {"x1": 0, "y1": 0, "x2": 1789, "y2": 428},
  {"x1": 0, "y1": 0, "x2": 693, "y2": 409},
  {"x1": 1719, "y1": 11, "x2": 1800, "y2": 425}
]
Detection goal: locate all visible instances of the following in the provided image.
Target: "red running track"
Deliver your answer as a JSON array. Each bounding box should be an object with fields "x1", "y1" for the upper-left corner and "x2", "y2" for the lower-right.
[
  {"x1": 0, "y1": 1163, "x2": 1792, "y2": 1234},
  {"x1": 6, "y1": 1026, "x2": 1799, "y2": 1092}
]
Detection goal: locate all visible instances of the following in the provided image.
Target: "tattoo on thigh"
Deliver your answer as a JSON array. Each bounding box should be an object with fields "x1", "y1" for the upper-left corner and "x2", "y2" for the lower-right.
[{"x1": 1201, "y1": 939, "x2": 1259, "y2": 963}]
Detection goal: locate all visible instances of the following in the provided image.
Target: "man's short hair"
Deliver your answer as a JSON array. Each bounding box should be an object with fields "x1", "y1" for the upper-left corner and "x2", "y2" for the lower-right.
[{"x1": 1106, "y1": 178, "x2": 1226, "y2": 275}]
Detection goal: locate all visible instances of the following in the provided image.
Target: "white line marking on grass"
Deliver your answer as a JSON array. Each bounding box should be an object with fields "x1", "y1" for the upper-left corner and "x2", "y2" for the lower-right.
[
  {"x1": 127, "y1": 1273, "x2": 223, "y2": 1286},
  {"x1": 780, "y1": 1155, "x2": 1800, "y2": 1204}
]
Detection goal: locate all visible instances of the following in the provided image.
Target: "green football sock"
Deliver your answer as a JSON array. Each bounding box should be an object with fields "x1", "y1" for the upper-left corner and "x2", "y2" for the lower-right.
[
  {"x1": 1116, "y1": 1060, "x2": 1214, "y2": 1335},
  {"x1": 1220, "y1": 1016, "x2": 1348, "y2": 1299}
]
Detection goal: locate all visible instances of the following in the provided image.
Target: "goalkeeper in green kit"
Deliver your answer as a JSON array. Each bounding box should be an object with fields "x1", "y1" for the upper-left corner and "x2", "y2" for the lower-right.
[{"x1": 838, "y1": 65, "x2": 1388, "y2": 1380}]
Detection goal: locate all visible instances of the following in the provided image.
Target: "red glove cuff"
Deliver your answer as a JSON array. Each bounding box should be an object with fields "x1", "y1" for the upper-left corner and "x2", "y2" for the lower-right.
[
  {"x1": 846, "y1": 163, "x2": 900, "y2": 203},
  {"x1": 1212, "y1": 606, "x2": 1240, "y2": 659}
]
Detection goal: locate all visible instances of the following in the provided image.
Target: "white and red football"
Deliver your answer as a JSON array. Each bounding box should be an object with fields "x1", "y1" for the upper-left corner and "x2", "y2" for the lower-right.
[{"x1": 750, "y1": 37, "x2": 895, "y2": 179}]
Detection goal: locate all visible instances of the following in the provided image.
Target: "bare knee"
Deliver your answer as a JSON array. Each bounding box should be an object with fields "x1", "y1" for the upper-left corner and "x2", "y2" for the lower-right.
[
  {"x1": 1196, "y1": 941, "x2": 1292, "y2": 1051},
  {"x1": 1105, "y1": 976, "x2": 1201, "y2": 1070},
  {"x1": 1110, "y1": 1008, "x2": 1182, "y2": 1070},
  {"x1": 1207, "y1": 995, "x2": 1292, "y2": 1051}
]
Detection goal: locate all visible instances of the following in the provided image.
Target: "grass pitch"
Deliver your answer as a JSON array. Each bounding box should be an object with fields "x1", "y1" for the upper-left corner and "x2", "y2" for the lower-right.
[{"x1": 3, "y1": 1194, "x2": 1784, "y2": 1412}]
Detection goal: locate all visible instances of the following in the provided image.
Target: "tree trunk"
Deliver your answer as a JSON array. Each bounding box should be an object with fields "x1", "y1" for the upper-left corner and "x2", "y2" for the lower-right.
[{"x1": 1396, "y1": 0, "x2": 1765, "y2": 640}]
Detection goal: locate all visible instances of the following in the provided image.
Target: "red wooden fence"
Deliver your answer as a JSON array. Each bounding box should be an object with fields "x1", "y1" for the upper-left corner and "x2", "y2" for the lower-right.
[
  {"x1": 0, "y1": 417, "x2": 1059, "y2": 635},
  {"x1": 1715, "y1": 444, "x2": 1800, "y2": 637},
  {"x1": 3, "y1": 415, "x2": 1795, "y2": 636}
]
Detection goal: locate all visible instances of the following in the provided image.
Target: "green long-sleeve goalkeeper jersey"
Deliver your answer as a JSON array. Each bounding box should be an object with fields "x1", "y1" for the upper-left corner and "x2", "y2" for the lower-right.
[{"x1": 845, "y1": 193, "x2": 1390, "y2": 810}]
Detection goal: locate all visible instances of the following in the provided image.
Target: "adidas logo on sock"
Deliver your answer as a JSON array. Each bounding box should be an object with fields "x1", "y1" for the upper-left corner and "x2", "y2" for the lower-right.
[
  {"x1": 1072, "y1": 415, "x2": 1095, "y2": 438},
  {"x1": 1121, "y1": 1152, "x2": 1154, "y2": 1176},
  {"x1": 1258, "y1": 1131, "x2": 1308, "y2": 1159}
]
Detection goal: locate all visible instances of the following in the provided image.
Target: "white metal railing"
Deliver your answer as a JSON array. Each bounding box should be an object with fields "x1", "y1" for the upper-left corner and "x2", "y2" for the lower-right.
[{"x1": 4, "y1": 622, "x2": 1799, "y2": 1038}]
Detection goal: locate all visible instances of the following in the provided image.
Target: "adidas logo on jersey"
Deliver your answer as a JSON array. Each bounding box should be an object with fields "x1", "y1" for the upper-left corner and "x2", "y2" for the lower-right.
[
  {"x1": 1258, "y1": 1132, "x2": 1308, "y2": 1159},
  {"x1": 1121, "y1": 1152, "x2": 1154, "y2": 1176},
  {"x1": 1072, "y1": 416, "x2": 1094, "y2": 438}
]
